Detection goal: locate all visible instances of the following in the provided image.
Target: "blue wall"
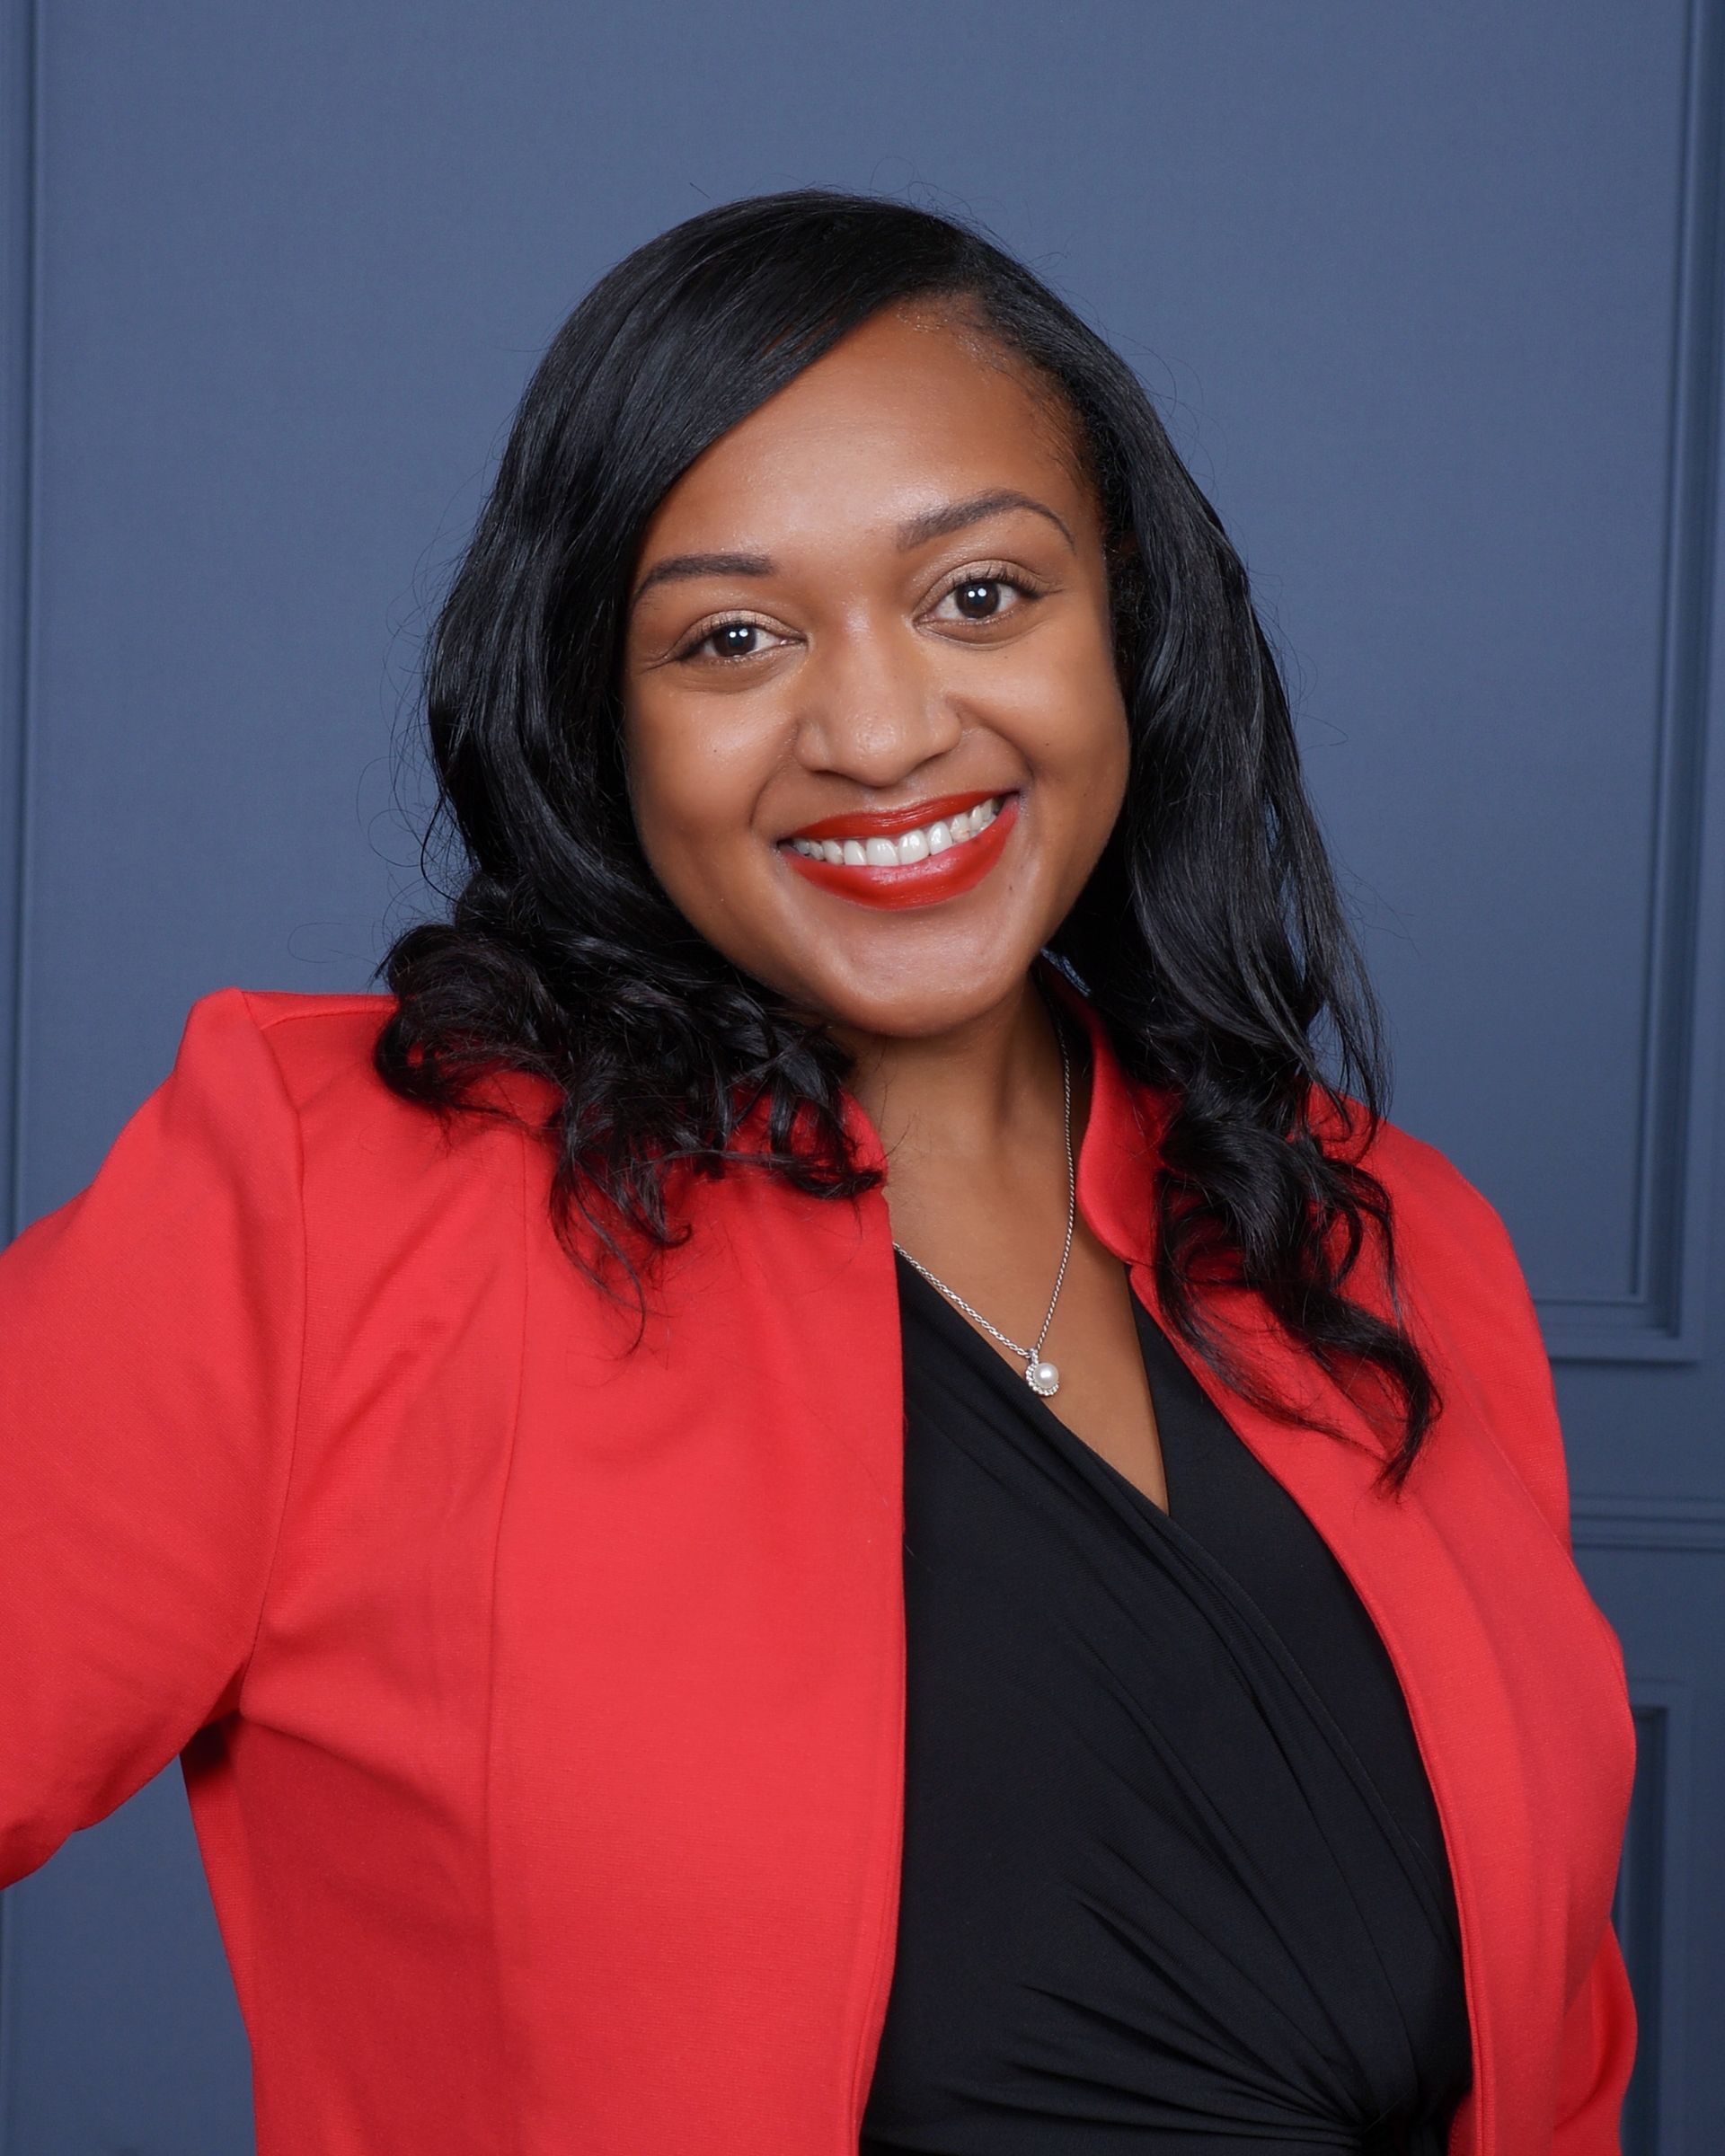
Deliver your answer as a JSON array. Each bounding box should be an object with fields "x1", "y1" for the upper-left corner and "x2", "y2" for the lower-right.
[{"x1": 3, "y1": 3, "x2": 1721, "y2": 2147}]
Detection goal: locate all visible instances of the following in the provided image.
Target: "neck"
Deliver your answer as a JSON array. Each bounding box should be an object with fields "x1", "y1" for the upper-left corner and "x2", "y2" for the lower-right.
[{"x1": 827, "y1": 964, "x2": 1077, "y2": 1175}]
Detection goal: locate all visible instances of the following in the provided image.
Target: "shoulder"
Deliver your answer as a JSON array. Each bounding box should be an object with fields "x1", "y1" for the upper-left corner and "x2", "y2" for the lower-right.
[
  {"x1": 1311, "y1": 1087, "x2": 1573, "y2": 1542},
  {"x1": 1306, "y1": 1084, "x2": 1528, "y2": 1302},
  {"x1": 215, "y1": 985, "x2": 399, "y2": 1112},
  {"x1": 171, "y1": 985, "x2": 555, "y2": 1229},
  {"x1": 180, "y1": 985, "x2": 551, "y2": 1374},
  {"x1": 164, "y1": 984, "x2": 394, "y2": 1107},
  {"x1": 191, "y1": 983, "x2": 552, "y2": 1139}
]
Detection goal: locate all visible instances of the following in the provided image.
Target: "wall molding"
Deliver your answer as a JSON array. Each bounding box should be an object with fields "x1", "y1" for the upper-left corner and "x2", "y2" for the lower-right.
[
  {"x1": 0, "y1": 2, "x2": 38, "y2": 2137},
  {"x1": 1615, "y1": 1684, "x2": 1695, "y2": 2156},
  {"x1": 1542, "y1": 0, "x2": 1725, "y2": 1365},
  {"x1": 1616, "y1": 1701, "x2": 1668, "y2": 2156},
  {"x1": 1572, "y1": 1495, "x2": 1725, "y2": 1553},
  {"x1": 0, "y1": 0, "x2": 34, "y2": 1249}
]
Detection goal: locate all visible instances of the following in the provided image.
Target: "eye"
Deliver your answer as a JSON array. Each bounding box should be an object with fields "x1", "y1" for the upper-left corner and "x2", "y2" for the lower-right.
[
  {"x1": 672, "y1": 614, "x2": 789, "y2": 666},
  {"x1": 928, "y1": 565, "x2": 1048, "y2": 626}
]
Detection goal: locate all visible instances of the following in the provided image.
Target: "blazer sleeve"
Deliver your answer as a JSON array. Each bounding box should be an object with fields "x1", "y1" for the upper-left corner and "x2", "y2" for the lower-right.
[
  {"x1": 0, "y1": 986, "x2": 305, "y2": 1888},
  {"x1": 1460, "y1": 1177, "x2": 1640, "y2": 2151},
  {"x1": 1552, "y1": 1921, "x2": 1639, "y2": 2153}
]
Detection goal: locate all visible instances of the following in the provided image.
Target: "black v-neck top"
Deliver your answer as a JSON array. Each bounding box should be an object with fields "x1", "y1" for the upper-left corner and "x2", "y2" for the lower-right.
[{"x1": 859, "y1": 1249, "x2": 1473, "y2": 2155}]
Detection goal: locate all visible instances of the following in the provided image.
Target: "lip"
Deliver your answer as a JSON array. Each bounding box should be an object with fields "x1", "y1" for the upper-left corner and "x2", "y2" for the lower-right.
[
  {"x1": 783, "y1": 787, "x2": 1006, "y2": 844},
  {"x1": 777, "y1": 791, "x2": 1021, "y2": 911}
]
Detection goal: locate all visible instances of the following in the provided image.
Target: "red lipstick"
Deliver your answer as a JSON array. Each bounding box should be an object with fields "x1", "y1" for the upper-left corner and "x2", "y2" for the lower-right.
[
  {"x1": 784, "y1": 787, "x2": 1003, "y2": 844},
  {"x1": 777, "y1": 791, "x2": 1021, "y2": 911}
]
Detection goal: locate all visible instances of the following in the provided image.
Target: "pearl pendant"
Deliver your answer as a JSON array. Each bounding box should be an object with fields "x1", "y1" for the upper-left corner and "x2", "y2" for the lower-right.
[{"x1": 1027, "y1": 1359, "x2": 1060, "y2": 1396}]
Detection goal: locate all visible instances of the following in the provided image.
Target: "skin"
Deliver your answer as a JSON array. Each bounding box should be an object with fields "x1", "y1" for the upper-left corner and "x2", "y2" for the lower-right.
[{"x1": 620, "y1": 301, "x2": 1170, "y2": 1513}]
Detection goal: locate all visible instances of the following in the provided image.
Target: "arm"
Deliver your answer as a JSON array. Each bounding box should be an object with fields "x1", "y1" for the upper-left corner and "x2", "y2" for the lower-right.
[
  {"x1": 0, "y1": 987, "x2": 305, "y2": 1886},
  {"x1": 1459, "y1": 1176, "x2": 1641, "y2": 2151},
  {"x1": 1552, "y1": 1918, "x2": 1639, "y2": 2153}
]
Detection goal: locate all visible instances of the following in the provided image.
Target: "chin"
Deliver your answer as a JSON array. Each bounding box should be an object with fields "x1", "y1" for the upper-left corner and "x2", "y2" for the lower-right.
[{"x1": 787, "y1": 943, "x2": 1040, "y2": 1043}]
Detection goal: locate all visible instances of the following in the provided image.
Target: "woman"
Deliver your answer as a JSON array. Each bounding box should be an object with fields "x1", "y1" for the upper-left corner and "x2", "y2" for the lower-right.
[{"x1": 0, "y1": 190, "x2": 1635, "y2": 2153}]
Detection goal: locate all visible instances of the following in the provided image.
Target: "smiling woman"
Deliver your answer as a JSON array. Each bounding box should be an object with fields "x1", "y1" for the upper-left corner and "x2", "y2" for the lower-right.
[
  {"x1": 379, "y1": 195, "x2": 1416, "y2": 1479},
  {"x1": 0, "y1": 187, "x2": 1636, "y2": 2156}
]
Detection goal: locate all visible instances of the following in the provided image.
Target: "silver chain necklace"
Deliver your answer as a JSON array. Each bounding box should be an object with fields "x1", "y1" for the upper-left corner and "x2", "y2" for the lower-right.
[{"x1": 891, "y1": 1017, "x2": 1076, "y2": 1398}]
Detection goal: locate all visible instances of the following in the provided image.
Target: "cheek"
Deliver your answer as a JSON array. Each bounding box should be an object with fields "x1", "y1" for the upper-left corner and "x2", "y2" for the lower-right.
[
  {"x1": 623, "y1": 699, "x2": 774, "y2": 886},
  {"x1": 1011, "y1": 625, "x2": 1129, "y2": 795}
]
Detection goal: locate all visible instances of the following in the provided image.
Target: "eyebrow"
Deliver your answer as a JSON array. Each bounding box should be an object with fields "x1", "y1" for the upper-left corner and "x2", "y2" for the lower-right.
[
  {"x1": 627, "y1": 488, "x2": 1075, "y2": 613},
  {"x1": 898, "y1": 489, "x2": 1075, "y2": 556},
  {"x1": 630, "y1": 550, "x2": 774, "y2": 612}
]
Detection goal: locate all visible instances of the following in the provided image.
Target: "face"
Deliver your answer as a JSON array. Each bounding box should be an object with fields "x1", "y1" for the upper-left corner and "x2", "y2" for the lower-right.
[{"x1": 619, "y1": 302, "x2": 1130, "y2": 1046}]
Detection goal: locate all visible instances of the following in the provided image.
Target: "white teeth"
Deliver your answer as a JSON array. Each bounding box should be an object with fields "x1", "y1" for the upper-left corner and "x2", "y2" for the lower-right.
[{"x1": 787, "y1": 796, "x2": 1008, "y2": 869}]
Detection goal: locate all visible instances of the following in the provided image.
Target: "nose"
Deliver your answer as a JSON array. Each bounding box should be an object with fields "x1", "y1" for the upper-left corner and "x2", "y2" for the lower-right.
[{"x1": 792, "y1": 617, "x2": 964, "y2": 789}]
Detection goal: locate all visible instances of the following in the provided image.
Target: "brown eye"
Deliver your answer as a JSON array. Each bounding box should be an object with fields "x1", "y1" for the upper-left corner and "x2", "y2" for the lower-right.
[
  {"x1": 929, "y1": 570, "x2": 1045, "y2": 626},
  {"x1": 955, "y1": 579, "x2": 1004, "y2": 618},
  {"x1": 676, "y1": 617, "x2": 785, "y2": 665}
]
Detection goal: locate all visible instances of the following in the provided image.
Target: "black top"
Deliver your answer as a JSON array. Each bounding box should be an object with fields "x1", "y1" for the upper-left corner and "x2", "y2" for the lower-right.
[{"x1": 860, "y1": 1249, "x2": 1473, "y2": 2156}]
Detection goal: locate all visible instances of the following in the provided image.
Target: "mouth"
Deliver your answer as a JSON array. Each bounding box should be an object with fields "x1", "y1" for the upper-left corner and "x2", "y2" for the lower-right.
[{"x1": 775, "y1": 789, "x2": 1021, "y2": 911}]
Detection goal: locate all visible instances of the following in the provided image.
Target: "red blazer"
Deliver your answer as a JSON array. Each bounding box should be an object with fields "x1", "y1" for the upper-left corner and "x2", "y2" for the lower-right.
[{"x1": 0, "y1": 968, "x2": 1637, "y2": 2154}]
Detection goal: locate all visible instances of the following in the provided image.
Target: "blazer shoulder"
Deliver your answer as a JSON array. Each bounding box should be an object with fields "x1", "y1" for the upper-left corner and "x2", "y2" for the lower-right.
[
  {"x1": 1316, "y1": 1089, "x2": 1573, "y2": 1544},
  {"x1": 221, "y1": 985, "x2": 397, "y2": 1109},
  {"x1": 216, "y1": 980, "x2": 567, "y2": 1199},
  {"x1": 1311, "y1": 1085, "x2": 1523, "y2": 1279}
]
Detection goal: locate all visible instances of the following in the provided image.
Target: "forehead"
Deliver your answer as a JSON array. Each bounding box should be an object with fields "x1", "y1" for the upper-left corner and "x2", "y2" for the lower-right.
[{"x1": 638, "y1": 305, "x2": 1089, "y2": 544}]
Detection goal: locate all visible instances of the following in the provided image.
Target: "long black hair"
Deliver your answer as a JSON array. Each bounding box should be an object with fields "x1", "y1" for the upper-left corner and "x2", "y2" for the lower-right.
[{"x1": 375, "y1": 185, "x2": 1442, "y2": 1495}]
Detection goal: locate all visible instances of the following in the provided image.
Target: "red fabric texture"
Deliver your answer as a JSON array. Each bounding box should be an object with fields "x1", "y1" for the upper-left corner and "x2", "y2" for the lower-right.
[{"x1": 0, "y1": 971, "x2": 1637, "y2": 2152}]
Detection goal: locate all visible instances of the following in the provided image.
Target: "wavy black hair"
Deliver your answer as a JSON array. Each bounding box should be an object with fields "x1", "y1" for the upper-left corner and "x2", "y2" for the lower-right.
[{"x1": 374, "y1": 185, "x2": 1442, "y2": 1495}]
